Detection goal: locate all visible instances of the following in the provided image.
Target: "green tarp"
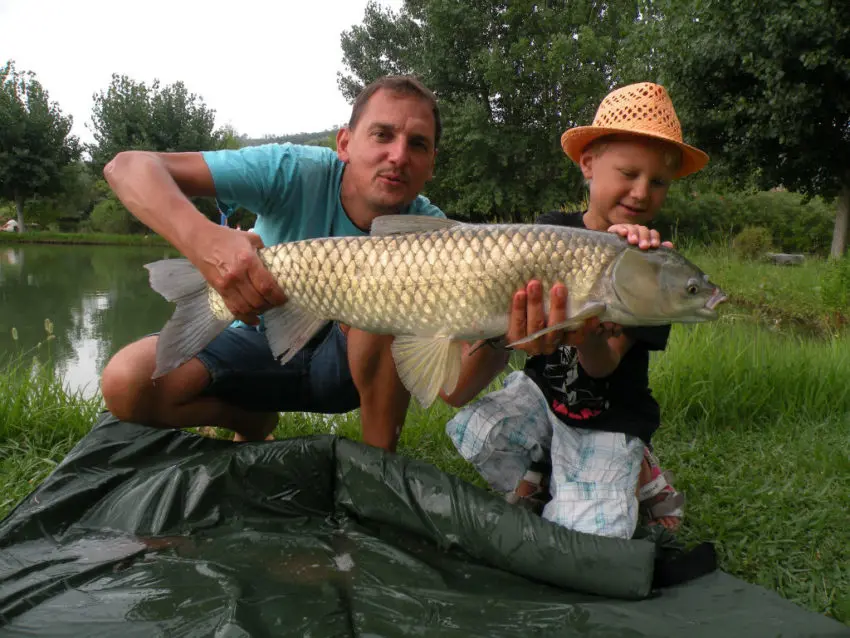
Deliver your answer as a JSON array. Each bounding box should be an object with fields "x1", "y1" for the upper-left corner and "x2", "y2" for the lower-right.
[{"x1": 0, "y1": 413, "x2": 846, "y2": 637}]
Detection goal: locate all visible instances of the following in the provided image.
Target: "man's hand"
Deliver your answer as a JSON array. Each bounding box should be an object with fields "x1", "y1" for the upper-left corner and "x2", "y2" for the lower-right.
[
  {"x1": 192, "y1": 226, "x2": 288, "y2": 325},
  {"x1": 505, "y1": 280, "x2": 598, "y2": 357},
  {"x1": 608, "y1": 224, "x2": 674, "y2": 250}
]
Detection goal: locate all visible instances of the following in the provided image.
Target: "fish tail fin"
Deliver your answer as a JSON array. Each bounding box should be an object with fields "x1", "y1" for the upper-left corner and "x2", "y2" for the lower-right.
[{"x1": 145, "y1": 259, "x2": 233, "y2": 378}]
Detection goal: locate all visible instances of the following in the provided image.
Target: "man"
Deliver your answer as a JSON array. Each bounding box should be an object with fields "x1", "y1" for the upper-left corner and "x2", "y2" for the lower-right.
[{"x1": 100, "y1": 75, "x2": 447, "y2": 449}]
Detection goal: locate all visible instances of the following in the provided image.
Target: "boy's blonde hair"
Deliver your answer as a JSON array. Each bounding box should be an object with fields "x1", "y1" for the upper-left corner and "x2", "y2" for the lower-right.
[{"x1": 582, "y1": 134, "x2": 684, "y2": 173}]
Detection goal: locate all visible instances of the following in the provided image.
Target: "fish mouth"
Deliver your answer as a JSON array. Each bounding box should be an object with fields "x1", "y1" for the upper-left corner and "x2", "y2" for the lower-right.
[{"x1": 705, "y1": 287, "x2": 728, "y2": 311}]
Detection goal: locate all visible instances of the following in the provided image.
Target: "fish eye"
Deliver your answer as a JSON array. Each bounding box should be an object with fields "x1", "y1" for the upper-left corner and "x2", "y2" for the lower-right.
[{"x1": 686, "y1": 281, "x2": 699, "y2": 295}]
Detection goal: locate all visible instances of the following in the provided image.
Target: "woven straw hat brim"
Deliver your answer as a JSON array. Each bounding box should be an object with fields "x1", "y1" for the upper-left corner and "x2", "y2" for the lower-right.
[{"x1": 561, "y1": 126, "x2": 709, "y2": 179}]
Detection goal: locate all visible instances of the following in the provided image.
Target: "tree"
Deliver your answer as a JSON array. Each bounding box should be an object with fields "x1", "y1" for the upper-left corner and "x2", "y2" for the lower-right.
[
  {"x1": 338, "y1": 0, "x2": 639, "y2": 220},
  {"x1": 0, "y1": 60, "x2": 82, "y2": 232},
  {"x1": 25, "y1": 160, "x2": 97, "y2": 229},
  {"x1": 89, "y1": 74, "x2": 221, "y2": 170},
  {"x1": 631, "y1": 0, "x2": 850, "y2": 257}
]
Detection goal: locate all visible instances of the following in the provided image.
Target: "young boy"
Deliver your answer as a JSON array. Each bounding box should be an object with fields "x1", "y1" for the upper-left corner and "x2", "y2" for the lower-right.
[{"x1": 444, "y1": 82, "x2": 709, "y2": 539}]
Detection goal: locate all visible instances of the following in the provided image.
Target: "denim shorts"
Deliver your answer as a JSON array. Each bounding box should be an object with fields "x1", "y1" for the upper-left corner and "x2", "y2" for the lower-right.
[{"x1": 195, "y1": 322, "x2": 360, "y2": 414}]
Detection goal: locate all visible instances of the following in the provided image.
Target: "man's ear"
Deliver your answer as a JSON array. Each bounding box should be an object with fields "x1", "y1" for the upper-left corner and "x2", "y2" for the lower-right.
[{"x1": 336, "y1": 127, "x2": 351, "y2": 162}]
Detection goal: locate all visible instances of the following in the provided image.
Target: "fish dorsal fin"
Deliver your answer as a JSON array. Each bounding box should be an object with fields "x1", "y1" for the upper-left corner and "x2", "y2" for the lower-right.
[
  {"x1": 391, "y1": 335, "x2": 464, "y2": 408},
  {"x1": 370, "y1": 214, "x2": 461, "y2": 236}
]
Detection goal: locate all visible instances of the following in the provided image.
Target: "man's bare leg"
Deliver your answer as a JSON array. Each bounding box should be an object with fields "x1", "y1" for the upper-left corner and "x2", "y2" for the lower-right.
[
  {"x1": 101, "y1": 336, "x2": 277, "y2": 442},
  {"x1": 345, "y1": 328, "x2": 410, "y2": 452}
]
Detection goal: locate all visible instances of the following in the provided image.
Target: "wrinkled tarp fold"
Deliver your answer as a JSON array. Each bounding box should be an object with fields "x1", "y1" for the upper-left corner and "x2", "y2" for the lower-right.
[{"x1": 0, "y1": 412, "x2": 846, "y2": 637}]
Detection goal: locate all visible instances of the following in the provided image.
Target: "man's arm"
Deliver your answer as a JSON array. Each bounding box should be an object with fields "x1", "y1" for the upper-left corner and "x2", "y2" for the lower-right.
[{"x1": 103, "y1": 151, "x2": 286, "y2": 324}]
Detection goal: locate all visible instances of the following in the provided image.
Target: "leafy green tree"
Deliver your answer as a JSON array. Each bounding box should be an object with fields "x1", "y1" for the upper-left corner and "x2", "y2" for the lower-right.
[
  {"x1": 625, "y1": 0, "x2": 850, "y2": 256},
  {"x1": 0, "y1": 60, "x2": 81, "y2": 231},
  {"x1": 338, "y1": 0, "x2": 639, "y2": 220},
  {"x1": 89, "y1": 74, "x2": 221, "y2": 170},
  {"x1": 25, "y1": 161, "x2": 98, "y2": 229}
]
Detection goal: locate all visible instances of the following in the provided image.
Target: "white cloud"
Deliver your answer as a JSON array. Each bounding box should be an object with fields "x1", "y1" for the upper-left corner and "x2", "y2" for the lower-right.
[{"x1": 0, "y1": 0, "x2": 404, "y2": 144}]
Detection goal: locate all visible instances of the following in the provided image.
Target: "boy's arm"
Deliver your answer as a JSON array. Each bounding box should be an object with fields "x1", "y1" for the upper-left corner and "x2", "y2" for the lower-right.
[
  {"x1": 574, "y1": 222, "x2": 673, "y2": 377},
  {"x1": 576, "y1": 329, "x2": 636, "y2": 379}
]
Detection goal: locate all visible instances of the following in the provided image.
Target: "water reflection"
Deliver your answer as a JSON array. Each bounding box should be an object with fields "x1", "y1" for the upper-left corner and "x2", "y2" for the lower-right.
[{"x1": 0, "y1": 244, "x2": 178, "y2": 397}]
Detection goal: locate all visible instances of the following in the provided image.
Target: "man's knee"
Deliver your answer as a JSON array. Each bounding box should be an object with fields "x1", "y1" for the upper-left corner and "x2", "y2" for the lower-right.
[
  {"x1": 100, "y1": 338, "x2": 155, "y2": 419},
  {"x1": 100, "y1": 337, "x2": 209, "y2": 421}
]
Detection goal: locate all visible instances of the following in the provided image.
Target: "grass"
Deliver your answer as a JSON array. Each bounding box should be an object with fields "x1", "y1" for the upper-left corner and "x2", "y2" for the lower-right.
[
  {"x1": 0, "y1": 231, "x2": 170, "y2": 247},
  {"x1": 0, "y1": 350, "x2": 102, "y2": 516},
  {"x1": 683, "y1": 244, "x2": 848, "y2": 335},
  {"x1": 1, "y1": 253, "x2": 849, "y2": 625}
]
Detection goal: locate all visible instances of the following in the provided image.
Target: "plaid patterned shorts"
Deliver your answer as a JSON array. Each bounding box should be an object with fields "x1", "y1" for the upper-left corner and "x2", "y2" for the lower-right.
[{"x1": 446, "y1": 371, "x2": 644, "y2": 539}]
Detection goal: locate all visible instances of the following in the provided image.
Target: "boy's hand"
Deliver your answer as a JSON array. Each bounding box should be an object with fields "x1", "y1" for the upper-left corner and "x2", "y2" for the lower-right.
[
  {"x1": 607, "y1": 224, "x2": 674, "y2": 250},
  {"x1": 505, "y1": 280, "x2": 597, "y2": 357}
]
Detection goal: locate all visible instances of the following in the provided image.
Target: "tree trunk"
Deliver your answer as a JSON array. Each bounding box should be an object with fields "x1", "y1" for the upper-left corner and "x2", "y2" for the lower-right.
[
  {"x1": 14, "y1": 195, "x2": 25, "y2": 233},
  {"x1": 830, "y1": 183, "x2": 850, "y2": 259}
]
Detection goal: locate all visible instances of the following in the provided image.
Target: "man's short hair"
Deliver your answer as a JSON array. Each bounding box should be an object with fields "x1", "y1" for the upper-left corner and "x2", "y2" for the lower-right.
[{"x1": 348, "y1": 75, "x2": 442, "y2": 148}]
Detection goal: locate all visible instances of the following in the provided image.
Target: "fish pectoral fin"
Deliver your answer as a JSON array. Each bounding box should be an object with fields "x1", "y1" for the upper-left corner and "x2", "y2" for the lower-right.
[
  {"x1": 391, "y1": 336, "x2": 464, "y2": 408},
  {"x1": 370, "y1": 214, "x2": 462, "y2": 236},
  {"x1": 263, "y1": 304, "x2": 329, "y2": 366},
  {"x1": 506, "y1": 302, "x2": 606, "y2": 348}
]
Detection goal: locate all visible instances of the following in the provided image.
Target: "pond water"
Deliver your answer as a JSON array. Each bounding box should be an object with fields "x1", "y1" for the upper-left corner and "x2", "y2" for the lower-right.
[{"x1": 0, "y1": 243, "x2": 178, "y2": 396}]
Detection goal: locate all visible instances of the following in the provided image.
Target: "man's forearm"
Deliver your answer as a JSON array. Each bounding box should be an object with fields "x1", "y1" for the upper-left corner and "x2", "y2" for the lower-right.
[{"x1": 103, "y1": 151, "x2": 215, "y2": 257}]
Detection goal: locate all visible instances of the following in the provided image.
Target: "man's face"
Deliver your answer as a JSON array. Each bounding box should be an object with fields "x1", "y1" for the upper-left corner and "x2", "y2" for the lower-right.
[
  {"x1": 580, "y1": 138, "x2": 677, "y2": 230},
  {"x1": 337, "y1": 89, "x2": 436, "y2": 215}
]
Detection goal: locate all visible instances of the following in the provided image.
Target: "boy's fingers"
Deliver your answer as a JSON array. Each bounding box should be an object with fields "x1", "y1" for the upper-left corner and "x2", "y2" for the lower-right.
[
  {"x1": 649, "y1": 229, "x2": 662, "y2": 248},
  {"x1": 525, "y1": 280, "x2": 546, "y2": 335},
  {"x1": 506, "y1": 288, "x2": 528, "y2": 345},
  {"x1": 542, "y1": 283, "x2": 567, "y2": 352}
]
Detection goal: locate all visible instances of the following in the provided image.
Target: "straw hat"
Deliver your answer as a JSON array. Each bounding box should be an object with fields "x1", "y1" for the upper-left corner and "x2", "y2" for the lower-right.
[{"x1": 561, "y1": 82, "x2": 709, "y2": 178}]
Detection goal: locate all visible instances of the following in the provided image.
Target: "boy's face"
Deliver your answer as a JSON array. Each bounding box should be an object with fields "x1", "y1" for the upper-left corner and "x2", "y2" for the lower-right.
[{"x1": 579, "y1": 137, "x2": 678, "y2": 230}]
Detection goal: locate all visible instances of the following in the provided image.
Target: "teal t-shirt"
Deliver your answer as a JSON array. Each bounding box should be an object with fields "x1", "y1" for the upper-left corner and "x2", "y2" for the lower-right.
[{"x1": 201, "y1": 143, "x2": 445, "y2": 247}]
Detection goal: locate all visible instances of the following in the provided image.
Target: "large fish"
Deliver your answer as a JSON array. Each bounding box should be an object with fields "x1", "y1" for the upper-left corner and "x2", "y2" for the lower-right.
[{"x1": 145, "y1": 215, "x2": 726, "y2": 408}]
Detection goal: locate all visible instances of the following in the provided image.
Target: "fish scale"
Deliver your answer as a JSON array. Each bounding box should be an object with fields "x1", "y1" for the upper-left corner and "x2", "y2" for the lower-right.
[{"x1": 151, "y1": 215, "x2": 725, "y2": 408}]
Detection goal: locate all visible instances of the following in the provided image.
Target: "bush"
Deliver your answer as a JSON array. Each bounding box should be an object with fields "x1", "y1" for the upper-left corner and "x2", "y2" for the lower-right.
[
  {"x1": 732, "y1": 226, "x2": 774, "y2": 259},
  {"x1": 90, "y1": 198, "x2": 135, "y2": 234},
  {"x1": 654, "y1": 187, "x2": 835, "y2": 254}
]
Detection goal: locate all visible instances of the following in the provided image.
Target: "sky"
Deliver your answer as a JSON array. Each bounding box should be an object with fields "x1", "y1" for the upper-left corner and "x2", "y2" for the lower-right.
[{"x1": 0, "y1": 0, "x2": 404, "y2": 145}]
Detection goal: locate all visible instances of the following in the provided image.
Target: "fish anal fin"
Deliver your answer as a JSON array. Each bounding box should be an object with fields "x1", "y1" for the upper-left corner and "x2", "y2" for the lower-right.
[{"x1": 391, "y1": 335, "x2": 464, "y2": 408}]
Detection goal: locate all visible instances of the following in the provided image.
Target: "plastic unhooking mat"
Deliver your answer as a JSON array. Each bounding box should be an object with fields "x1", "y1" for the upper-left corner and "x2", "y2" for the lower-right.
[{"x1": 0, "y1": 412, "x2": 847, "y2": 637}]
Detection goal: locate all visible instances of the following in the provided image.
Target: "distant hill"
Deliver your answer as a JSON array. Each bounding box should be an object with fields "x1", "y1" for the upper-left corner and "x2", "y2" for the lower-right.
[{"x1": 238, "y1": 127, "x2": 339, "y2": 149}]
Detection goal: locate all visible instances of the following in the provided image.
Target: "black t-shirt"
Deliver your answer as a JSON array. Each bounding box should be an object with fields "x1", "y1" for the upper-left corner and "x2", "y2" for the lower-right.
[{"x1": 522, "y1": 210, "x2": 670, "y2": 444}]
